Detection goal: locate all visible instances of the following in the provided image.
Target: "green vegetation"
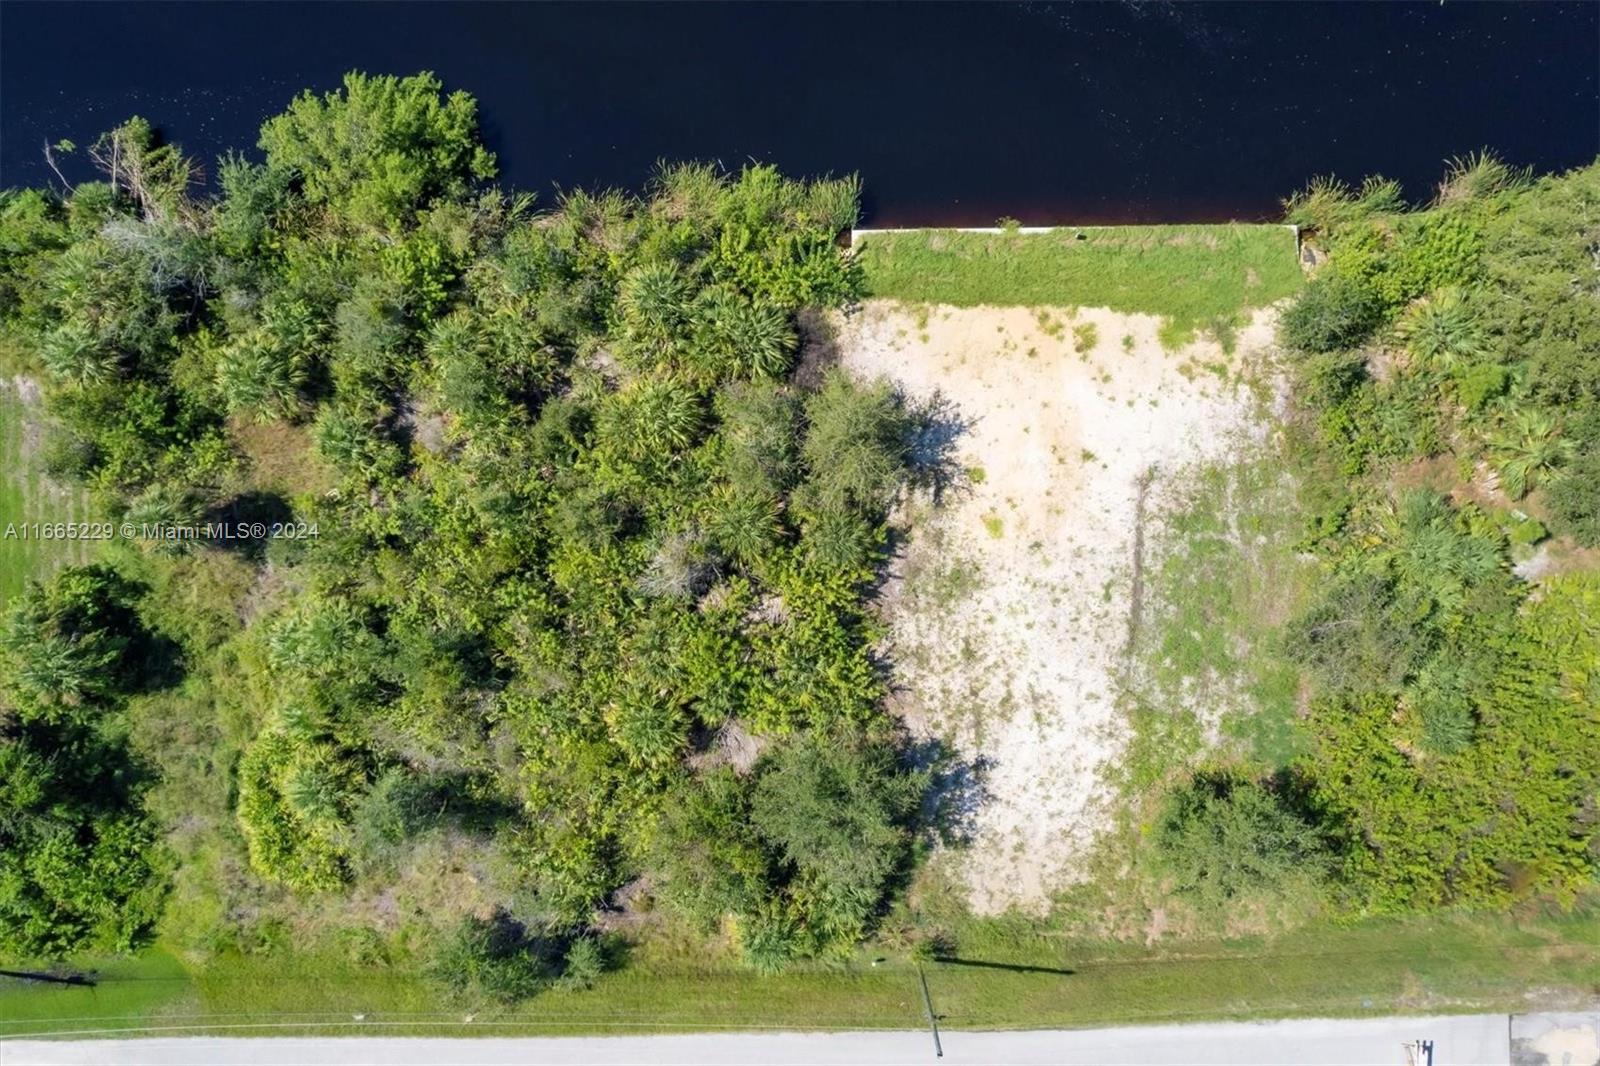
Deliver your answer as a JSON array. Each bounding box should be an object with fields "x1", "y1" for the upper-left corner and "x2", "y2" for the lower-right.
[
  {"x1": 1273, "y1": 158, "x2": 1600, "y2": 914},
  {"x1": 1122, "y1": 454, "x2": 1313, "y2": 784},
  {"x1": 0, "y1": 565, "x2": 167, "y2": 958},
  {"x1": 855, "y1": 224, "x2": 1302, "y2": 333},
  {"x1": 5, "y1": 903, "x2": 1595, "y2": 1036},
  {"x1": 0, "y1": 71, "x2": 916, "y2": 996},
  {"x1": 0, "y1": 387, "x2": 96, "y2": 605},
  {"x1": 0, "y1": 68, "x2": 1594, "y2": 1031},
  {"x1": 1121, "y1": 157, "x2": 1600, "y2": 934},
  {"x1": 1151, "y1": 770, "x2": 1327, "y2": 908}
]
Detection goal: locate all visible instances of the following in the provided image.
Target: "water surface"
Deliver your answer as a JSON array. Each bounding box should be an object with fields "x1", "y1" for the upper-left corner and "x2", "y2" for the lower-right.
[{"x1": 2, "y1": 1, "x2": 1596, "y2": 223}]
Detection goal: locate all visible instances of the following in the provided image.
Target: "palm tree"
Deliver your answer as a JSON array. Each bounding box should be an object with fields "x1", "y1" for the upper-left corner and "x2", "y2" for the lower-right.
[
  {"x1": 603, "y1": 375, "x2": 702, "y2": 462},
  {"x1": 802, "y1": 506, "x2": 879, "y2": 572},
  {"x1": 605, "y1": 693, "x2": 686, "y2": 767},
  {"x1": 1370, "y1": 491, "x2": 1500, "y2": 620},
  {"x1": 709, "y1": 488, "x2": 781, "y2": 566},
  {"x1": 282, "y1": 755, "x2": 348, "y2": 829},
  {"x1": 620, "y1": 260, "x2": 689, "y2": 352},
  {"x1": 1395, "y1": 287, "x2": 1487, "y2": 369},
  {"x1": 727, "y1": 299, "x2": 795, "y2": 379},
  {"x1": 7, "y1": 634, "x2": 109, "y2": 716},
  {"x1": 1487, "y1": 409, "x2": 1574, "y2": 499},
  {"x1": 39, "y1": 321, "x2": 119, "y2": 385},
  {"x1": 691, "y1": 290, "x2": 795, "y2": 382},
  {"x1": 216, "y1": 329, "x2": 307, "y2": 421}
]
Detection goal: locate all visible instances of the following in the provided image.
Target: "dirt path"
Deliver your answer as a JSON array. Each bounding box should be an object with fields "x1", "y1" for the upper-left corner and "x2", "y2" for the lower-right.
[{"x1": 837, "y1": 301, "x2": 1278, "y2": 914}]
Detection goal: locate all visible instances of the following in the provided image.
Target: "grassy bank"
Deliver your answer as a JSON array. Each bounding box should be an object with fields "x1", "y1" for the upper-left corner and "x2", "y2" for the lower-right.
[
  {"x1": 856, "y1": 224, "x2": 1302, "y2": 333},
  {"x1": 0, "y1": 382, "x2": 97, "y2": 606},
  {"x1": 5, "y1": 905, "x2": 1595, "y2": 1038}
]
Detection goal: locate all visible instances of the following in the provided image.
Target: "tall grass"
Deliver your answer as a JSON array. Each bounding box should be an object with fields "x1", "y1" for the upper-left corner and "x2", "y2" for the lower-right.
[{"x1": 0, "y1": 386, "x2": 97, "y2": 606}]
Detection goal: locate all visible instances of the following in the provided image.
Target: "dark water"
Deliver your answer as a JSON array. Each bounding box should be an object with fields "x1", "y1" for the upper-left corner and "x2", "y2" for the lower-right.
[{"x1": 2, "y1": 1, "x2": 1596, "y2": 225}]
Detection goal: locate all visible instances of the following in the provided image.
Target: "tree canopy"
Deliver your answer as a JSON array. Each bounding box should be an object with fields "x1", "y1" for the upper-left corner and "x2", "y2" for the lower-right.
[{"x1": 0, "y1": 72, "x2": 914, "y2": 978}]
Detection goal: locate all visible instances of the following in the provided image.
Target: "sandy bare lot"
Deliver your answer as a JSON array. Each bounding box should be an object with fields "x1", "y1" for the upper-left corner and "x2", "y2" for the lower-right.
[{"x1": 835, "y1": 301, "x2": 1278, "y2": 914}]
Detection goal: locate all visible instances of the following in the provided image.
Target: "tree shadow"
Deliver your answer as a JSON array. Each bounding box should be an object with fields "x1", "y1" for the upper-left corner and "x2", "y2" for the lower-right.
[
  {"x1": 792, "y1": 307, "x2": 842, "y2": 391},
  {"x1": 905, "y1": 390, "x2": 976, "y2": 507},
  {"x1": 203, "y1": 490, "x2": 294, "y2": 560},
  {"x1": 906, "y1": 736, "x2": 992, "y2": 848},
  {"x1": 932, "y1": 957, "x2": 1076, "y2": 977}
]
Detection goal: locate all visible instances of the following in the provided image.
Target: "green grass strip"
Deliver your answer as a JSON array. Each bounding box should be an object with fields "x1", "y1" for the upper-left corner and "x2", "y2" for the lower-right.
[
  {"x1": 857, "y1": 225, "x2": 1303, "y2": 330},
  {"x1": 4, "y1": 905, "x2": 1594, "y2": 1037}
]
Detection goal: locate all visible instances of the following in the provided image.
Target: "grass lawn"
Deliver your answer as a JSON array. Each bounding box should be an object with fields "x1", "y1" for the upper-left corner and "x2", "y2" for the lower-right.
[
  {"x1": 0, "y1": 383, "x2": 97, "y2": 607},
  {"x1": 856, "y1": 225, "x2": 1302, "y2": 333},
  {"x1": 1121, "y1": 450, "x2": 1317, "y2": 788},
  {"x1": 4, "y1": 904, "x2": 1595, "y2": 1038}
]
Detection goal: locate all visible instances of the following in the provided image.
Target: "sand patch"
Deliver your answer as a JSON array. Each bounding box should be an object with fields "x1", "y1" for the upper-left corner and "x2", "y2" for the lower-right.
[{"x1": 836, "y1": 300, "x2": 1278, "y2": 914}]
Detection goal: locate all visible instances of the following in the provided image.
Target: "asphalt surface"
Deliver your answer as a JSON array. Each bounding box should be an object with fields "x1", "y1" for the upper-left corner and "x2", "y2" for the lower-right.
[{"x1": 8, "y1": 1011, "x2": 1589, "y2": 1065}]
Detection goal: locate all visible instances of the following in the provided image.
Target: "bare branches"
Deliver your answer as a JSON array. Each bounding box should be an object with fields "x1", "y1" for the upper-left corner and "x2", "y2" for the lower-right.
[
  {"x1": 87, "y1": 119, "x2": 201, "y2": 228},
  {"x1": 42, "y1": 139, "x2": 75, "y2": 193}
]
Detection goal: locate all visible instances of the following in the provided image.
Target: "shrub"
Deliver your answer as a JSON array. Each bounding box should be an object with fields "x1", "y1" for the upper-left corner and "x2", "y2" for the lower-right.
[
  {"x1": 258, "y1": 71, "x2": 495, "y2": 233},
  {"x1": 1487, "y1": 410, "x2": 1573, "y2": 499},
  {"x1": 349, "y1": 768, "x2": 439, "y2": 874},
  {"x1": 1546, "y1": 447, "x2": 1600, "y2": 546},
  {"x1": 636, "y1": 770, "x2": 770, "y2": 931},
  {"x1": 1279, "y1": 274, "x2": 1385, "y2": 353},
  {"x1": 557, "y1": 935, "x2": 606, "y2": 991},
  {"x1": 797, "y1": 372, "x2": 911, "y2": 515},
  {"x1": 750, "y1": 736, "x2": 920, "y2": 949},
  {"x1": 1306, "y1": 575, "x2": 1600, "y2": 911},
  {"x1": 1152, "y1": 770, "x2": 1326, "y2": 905},
  {"x1": 1394, "y1": 288, "x2": 1485, "y2": 367},
  {"x1": 1451, "y1": 363, "x2": 1508, "y2": 411},
  {"x1": 235, "y1": 730, "x2": 359, "y2": 891},
  {"x1": 1287, "y1": 573, "x2": 1426, "y2": 694},
  {"x1": 716, "y1": 381, "x2": 801, "y2": 498},
  {"x1": 427, "y1": 912, "x2": 555, "y2": 1004},
  {"x1": 738, "y1": 903, "x2": 799, "y2": 974}
]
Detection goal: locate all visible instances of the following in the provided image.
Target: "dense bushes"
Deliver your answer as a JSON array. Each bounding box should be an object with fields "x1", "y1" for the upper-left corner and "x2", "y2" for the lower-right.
[
  {"x1": 424, "y1": 912, "x2": 603, "y2": 1003},
  {"x1": 1306, "y1": 574, "x2": 1600, "y2": 911},
  {"x1": 1257, "y1": 158, "x2": 1600, "y2": 915},
  {"x1": 0, "y1": 567, "x2": 167, "y2": 955},
  {"x1": 0, "y1": 72, "x2": 920, "y2": 977}
]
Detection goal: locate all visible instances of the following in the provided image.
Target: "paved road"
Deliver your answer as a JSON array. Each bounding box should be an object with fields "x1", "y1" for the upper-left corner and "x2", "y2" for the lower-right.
[{"x1": 9, "y1": 1011, "x2": 1596, "y2": 1065}]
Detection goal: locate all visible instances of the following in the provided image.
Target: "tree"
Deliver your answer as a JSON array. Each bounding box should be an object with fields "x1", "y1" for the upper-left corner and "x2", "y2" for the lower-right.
[
  {"x1": 87, "y1": 117, "x2": 198, "y2": 225},
  {"x1": 0, "y1": 566, "x2": 165, "y2": 958},
  {"x1": 1394, "y1": 287, "x2": 1486, "y2": 368},
  {"x1": 0, "y1": 754, "x2": 164, "y2": 958},
  {"x1": 258, "y1": 71, "x2": 496, "y2": 233},
  {"x1": 750, "y1": 736, "x2": 920, "y2": 949},
  {"x1": 235, "y1": 730, "x2": 360, "y2": 892},
  {"x1": 797, "y1": 372, "x2": 910, "y2": 516},
  {"x1": 1279, "y1": 274, "x2": 1384, "y2": 353},
  {"x1": 1487, "y1": 410, "x2": 1574, "y2": 499},
  {"x1": 216, "y1": 328, "x2": 308, "y2": 420},
  {"x1": 0, "y1": 565, "x2": 152, "y2": 723},
  {"x1": 1153, "y1": 770, "x2": 1327, "y2": 905}
]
